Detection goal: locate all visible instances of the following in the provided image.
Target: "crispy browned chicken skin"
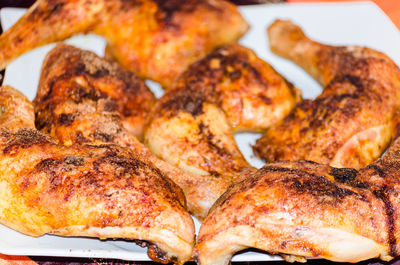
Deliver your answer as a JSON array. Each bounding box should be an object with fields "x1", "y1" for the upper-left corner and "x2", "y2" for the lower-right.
[
  {"x1": 34, "y1": 44, "x2": 223, "y2": 220},
  {"x1": 145, "y1": 44, "x2": 300, "y2": 218},
  {"x1": 0, "y1": 85, "x2": 195, "y2": 264},
  {"x1": 197, "y1": 126, "x2": 400, "y2": 265},
  {"x1": 254, "y1": 20, "x2": 400, "y2": 169},
  {"x1": 0, "y1": 0, "x2": 248, "y2": 87},
  {"x1": 34, "y1": 43, "x2": 155, "y2": 140}
]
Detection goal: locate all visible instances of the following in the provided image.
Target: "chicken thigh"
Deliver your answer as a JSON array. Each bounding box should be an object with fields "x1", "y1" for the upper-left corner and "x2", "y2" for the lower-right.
[
  {"x1": 197, "y1": 127, "x2": 400, "y2": 265},
  {"x1": 0, "y1": 85, "x2": 195, "y2": 264}
]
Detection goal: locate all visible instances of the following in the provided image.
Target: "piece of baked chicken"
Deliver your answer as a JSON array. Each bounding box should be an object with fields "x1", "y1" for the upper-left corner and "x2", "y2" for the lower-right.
[
  {"x1": 254, "y1": 20, "x2": 400, "y2": 169},
  {"x1": 145, "y1": 44, "x2": 300, "y2": 217},
  {"x1": 34, "y1": 44, "x2": 226, "y2": 220},
  {"x1": 197, "y1": 125, "x2": 400, "y2": 265},
  {"x1": 34, "y1": 43, "x2": 155, "y2": 140},
  {"x1": 0, "y1": 85, "x2": 195, "y2": 264},
  {"x1": 0, "y1": 0, "x2": 249, "y2": 87}
]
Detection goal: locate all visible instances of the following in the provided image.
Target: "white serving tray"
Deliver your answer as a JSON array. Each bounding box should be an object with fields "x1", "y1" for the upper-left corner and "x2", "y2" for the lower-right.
[{"x1": 0, "y1": 1, "x2": 399, "y2": 262}]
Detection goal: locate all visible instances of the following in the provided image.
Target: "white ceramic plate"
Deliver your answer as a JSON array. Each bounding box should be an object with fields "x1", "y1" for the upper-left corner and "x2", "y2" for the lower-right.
[{"x1": 1, "y1": 1, "x2": 400, "y2": 262}]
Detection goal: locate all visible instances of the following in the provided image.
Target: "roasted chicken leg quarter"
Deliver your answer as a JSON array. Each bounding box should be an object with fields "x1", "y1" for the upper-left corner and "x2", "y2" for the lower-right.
[
  {"x1": 254, "y1": 20, "x2": 400, "y2": 169},
  {"x1": 196, "y1": 128, "x2": 400, "y2": 265},
  {"x1": 0, "y1": 0, "x2": 249, "y2": 87},
  {"x1": 0, "y1": 85, "x2": 195, "y2": 264},
  {"x1": 145, "y1": 44, "x2": 300, "y2": 218}
]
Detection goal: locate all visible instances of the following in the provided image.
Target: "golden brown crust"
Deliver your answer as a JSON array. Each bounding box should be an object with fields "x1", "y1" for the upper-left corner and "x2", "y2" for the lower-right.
[
  {"x1": 356, "y1": 135, "x2": 400, "y2": 256},
  {"x1": 0, "y1": 86, "x2": 36, "y2": 132},
  {"x1": 196, "y1": 21, "x2": 400, "y2": 265},
  {"x1": 197, "y1": 134, "x2": 400, "y2": 263},
  {"x1": 196, "y1": 159, "x2": 394, "y2": 264},
  {"x1": 0, "y1": 0, "x2": 104, "y2": 71},
  {"x1": 148, "y1": 89, "x2": 251, "y2": 177},
  {"x1": 254, "y1": 20, "x2": 400, "y2": 169},
  {"x1": 34, "y1": 44, "x2": 227, "y2": 220},
  {"x1": 145, "y1": 43, "x2": 299, "y2": 176},
  {"x1": 146, "y1": 88, "x2": 251, "y2": 217},
  {"x1": 34, "y1": 44, "x2": 155, "y2": 139},
  {"x1": 100, "y1": 0, "x2": 249, "y2": 87},
  {"x1": 144, "y1": 44, "x2": 298, "y2": 217},
  {"x1": 166, "y1": 43, "x2": 300, "y2": 132},
  {"x1": 0, "y1": 0, "x2": 249, "y2": 87},
  {"x1": 0, "y1": 85, "x2": 195, "y2": 264},
  {"x1": 2, "y1": 132, "x2": 185, "y2": 226}
]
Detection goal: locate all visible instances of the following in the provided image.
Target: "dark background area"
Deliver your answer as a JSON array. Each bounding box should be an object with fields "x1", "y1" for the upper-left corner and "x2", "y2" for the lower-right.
[
  {"x1": 0, "y1": 0, "x2": 35, "y2": 8},
  {"x1": 0, "y1": 0, "x2": 284, "y2": 8}
]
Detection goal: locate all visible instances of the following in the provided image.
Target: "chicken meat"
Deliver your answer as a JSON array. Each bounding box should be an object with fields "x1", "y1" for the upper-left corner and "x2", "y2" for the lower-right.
[
  {"x1": 34, "y1": 44, "x2": 229, "y2": 220},
  {"x1": 145, "y1": 44, "x2": 300, "y2": 218},
  {"x1": 0, "y1": 85, "x2": 195, "y2": 264},
  {"x1": 0, "y1": 0, "x2": 249, "y2": 87},
  {"x1": 197, "y1": 122, "x2": 400, "y2": 265},
  {"x1": 34, "y1": 43, "x2": 155, "y2": 140},
  {"x1": 254, "y1": 20, "x2": 400, "y2": 169}
]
